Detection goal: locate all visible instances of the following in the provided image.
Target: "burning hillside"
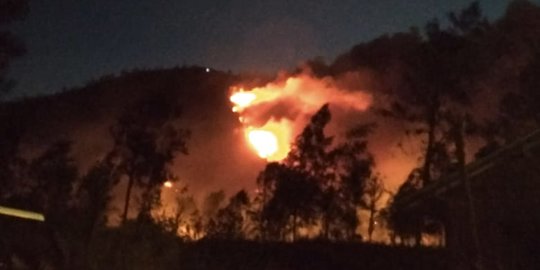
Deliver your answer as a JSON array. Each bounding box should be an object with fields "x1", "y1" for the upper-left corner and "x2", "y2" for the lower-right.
[{"x1": 229, "y1": 72, "x2": 372, "y2": 161}]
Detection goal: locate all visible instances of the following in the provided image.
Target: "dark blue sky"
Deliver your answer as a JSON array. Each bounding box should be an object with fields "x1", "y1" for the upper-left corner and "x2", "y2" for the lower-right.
[{"x1": 7, "y1": 0, "x2": 531, "y2": 97}]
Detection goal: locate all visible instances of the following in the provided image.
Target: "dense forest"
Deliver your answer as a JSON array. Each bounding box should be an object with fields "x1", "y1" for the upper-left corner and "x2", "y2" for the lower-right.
[{"x1": 2, "y1": 1, "x2": 540, "y2": 269}]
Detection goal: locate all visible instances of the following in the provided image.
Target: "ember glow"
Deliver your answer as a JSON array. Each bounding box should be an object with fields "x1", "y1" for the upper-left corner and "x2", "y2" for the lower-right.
[
  {"x1": 230, "y1": 73, "x2": 372, "y2": 162},
  {"x1": 163, "y1": 181, "x2": 173, "y2": 188}
]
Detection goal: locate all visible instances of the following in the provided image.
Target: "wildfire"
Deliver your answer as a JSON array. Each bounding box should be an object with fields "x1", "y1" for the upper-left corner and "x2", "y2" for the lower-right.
[
  {"x1": 230, "y1": 89, "x2": 293, "y2": 161},
  {"x1": 244, "y1": 120, "x2": 292, "y2": 161},
  {"x1": 230, "y1": 72, "x2": 372, "y2": 162},
  {"x1": 230, "y1": 91, "x2": 256, "y2": 112},
  {"x1": 247, "y1": 130, "x2": 277, "y2": 158}
]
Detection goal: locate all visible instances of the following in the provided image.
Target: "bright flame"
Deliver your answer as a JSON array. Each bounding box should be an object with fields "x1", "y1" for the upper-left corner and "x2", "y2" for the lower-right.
[
  {"x1": 245, "y1": 120, "x2": 292, "y2": 161},
  {"x1": 230, "y1": 91, "x2": 256, "y2": 112},
  {"x1": 230, "y1": 72, "x2": 371, "y2": 162},
  {"x1": 247, "y1": 130, "x2": 277, "y2": 158}
]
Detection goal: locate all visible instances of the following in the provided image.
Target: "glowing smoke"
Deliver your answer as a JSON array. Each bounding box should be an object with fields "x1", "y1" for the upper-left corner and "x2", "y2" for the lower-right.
[{"x1": 230, "y1": 72, "x2": 372, "y2": 161}]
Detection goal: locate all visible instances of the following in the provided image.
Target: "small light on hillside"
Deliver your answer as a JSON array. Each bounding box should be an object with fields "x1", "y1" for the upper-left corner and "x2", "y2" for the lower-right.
[{"x1": 163, "y1": 181, "x2": 173, "y2": 188}]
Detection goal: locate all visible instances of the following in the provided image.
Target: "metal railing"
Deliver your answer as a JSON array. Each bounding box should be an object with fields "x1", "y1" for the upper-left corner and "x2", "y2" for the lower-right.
[{"x1": 394, "y1": 129, "x2": 540, "y2": 211}]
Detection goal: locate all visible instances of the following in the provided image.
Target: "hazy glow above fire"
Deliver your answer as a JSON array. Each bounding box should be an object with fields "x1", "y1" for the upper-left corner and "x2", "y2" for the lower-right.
[{"x1": 230, "y1": 72, "x2": 372, "y2": 162}]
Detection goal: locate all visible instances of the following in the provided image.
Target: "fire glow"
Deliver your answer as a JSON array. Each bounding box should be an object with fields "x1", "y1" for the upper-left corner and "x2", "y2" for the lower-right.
[
  {"x1": 230, "y1": 73, "x2": 372, "y2": 162},
  {"x1": 230, "y1": 90, "x2": 292, "y2": 161},
  {"x1": 246, "y1": 130, "x2": 277, "y2": 158},
  {"x1": 244, "y1": 120, "x2": 292, "y2": 161},
  {"x1": 230, "y1": 91, "x2": 256, "y2": 112}
]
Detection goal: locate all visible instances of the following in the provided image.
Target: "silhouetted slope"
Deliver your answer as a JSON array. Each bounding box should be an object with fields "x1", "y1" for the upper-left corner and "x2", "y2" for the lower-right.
[{"x1": 0, "y1": 67, "x2": 265, "y2": 199}]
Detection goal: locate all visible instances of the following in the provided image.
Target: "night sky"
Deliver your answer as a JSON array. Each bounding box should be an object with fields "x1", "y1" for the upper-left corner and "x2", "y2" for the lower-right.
[{"x1": 7, "y1": 0, "x2": 531, "y2": 97}]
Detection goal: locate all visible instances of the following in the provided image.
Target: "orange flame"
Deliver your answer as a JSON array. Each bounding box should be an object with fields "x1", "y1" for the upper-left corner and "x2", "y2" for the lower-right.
[
  {"x1": 247, "y1": 129, "x2": 277, "y2": 158},
  {"x1": 245, "y1": 120, "x2": 292, "y2": 161},
  {"x1": 230, "y1": 91, "x2": 256, "y2": 112},
  {"x1": 230, "y1": 73, "x2": 371, "y2": 162}
]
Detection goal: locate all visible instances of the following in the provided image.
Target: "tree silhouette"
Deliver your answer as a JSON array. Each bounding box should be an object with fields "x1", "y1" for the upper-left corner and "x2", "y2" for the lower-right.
[
  {"x1": 380, "y1": 2, "x2": 489, "y2": 187},
  {"x1": 108, "y1": 95, "x2": 189, "y2": 223},
  {"x1": 255, "y1": 105, "x2": 374, "y2": 241},
  {"x1": 28, "y1": 141, "x2": 77, "y2": 223},
  {"x1": 384, "y1": 4, "x2": 495, "y2": 247},
  {"x1": 387, "y1": 177, "x2": 424, "y2": 246},
  {"x1": 0, "y1": 113, "x2": 26, "y2": 201},
  {"x1": 73, "y1": 160, "x2": 115, "y2": 267},
  {"x1": 254, "y1": 105, "x2": 334, "y2": 241},
  {"x1": 25, "y1": 141, "x2": 79, "y2": 267},
  {"x1": 156, "y1": 184, "x2": 202, "y2": 240},
  {"x1": 206, "y1": 190, "x2": 250, "y2": 240},
  {"x1": 201, "y1": 190, "x2": 225, "y2": 231},
  {"x1": 0, "y1": 0, "x2": 28, "y2": 203},
  {"x1": 257, "y1": 163, "x2": 319, "y2": 241},
  {"x1": 253, "y1": 162, "x2": 280, "y2": 240},
  {"x1": 364, "y1": 175, "x2": 384, "y2": 242},
  {"x1": 285, "y1": 104, "x2": 335, "y2": 239},
  {"x1": 329, "y1": 123, "x2": 374, "y2": 240},
  {"x1": 0, "y1": 0, "x2": 28, "y2": 97},
  {"x1": 496, "y1": 52, "x2": 540, "y2": 141}
]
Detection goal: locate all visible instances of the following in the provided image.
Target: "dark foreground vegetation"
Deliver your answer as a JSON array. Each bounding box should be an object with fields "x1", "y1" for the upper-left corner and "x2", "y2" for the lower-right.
[
  {"x1": 87, "y1": 221, "x2": 449, "y2": 270},
  {"x1": 173, "y1": 241, "x2": 446, "y2": 270},
  {"x1": 2, "y1": 216, "x2": 447, "y2": 270}
]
